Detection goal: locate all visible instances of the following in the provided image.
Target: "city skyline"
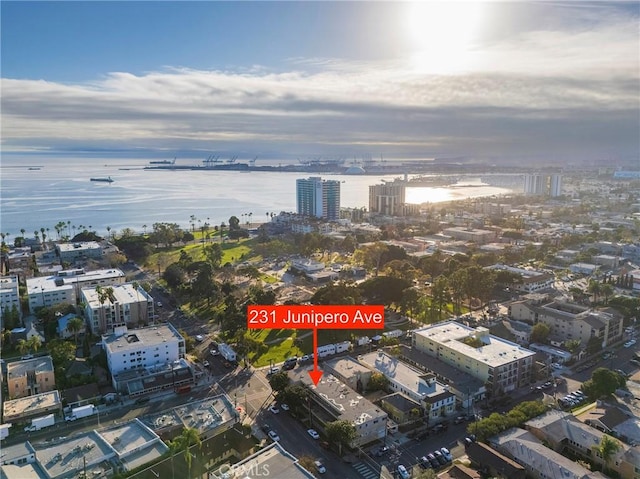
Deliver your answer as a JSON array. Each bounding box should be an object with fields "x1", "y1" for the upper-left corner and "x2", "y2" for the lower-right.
[{"x1": 1, "y1": 1, "x2": 638, "y2": 165}]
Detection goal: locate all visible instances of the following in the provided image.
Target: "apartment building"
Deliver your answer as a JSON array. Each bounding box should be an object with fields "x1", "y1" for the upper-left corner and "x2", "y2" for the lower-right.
[
  {"x1": 296, "y1": 177, "x2": 341, "y2": 221},
  {"x1": 6, "y1": 356, "x2": 55, "y2": 399},
  {"x1": 290, "y1": 367, "x2": 388, "y2": 447},
  {"x1": 27, "y1": 268, "x2": 126, "y2": 313},
  {"x1": 0, "y1": 275, "x2": 21, "y2": 323},
  {"x1": 509, "y1": 300, "x2": 624, "y2": 348},
  {"x1": 56, "y1": 241, "x2": 103, "y2": 262},
  {"x1": 412, "y1": 321, "x2": 535, "y2": 396},
  {"x1": 82, "y1": 283, "x2": 154, "y2": 335},
  {"x1": 486, "y1": 264, "x2": 555, "y2": 293},
  {"x1": 358, "y1": 350, "x2": 456, "y2": 422}
]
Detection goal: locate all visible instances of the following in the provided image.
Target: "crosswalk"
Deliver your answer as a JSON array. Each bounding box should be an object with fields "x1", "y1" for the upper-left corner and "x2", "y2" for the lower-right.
[{"x1": 352, "y1": 462, "x2": 379, "y2": 479}]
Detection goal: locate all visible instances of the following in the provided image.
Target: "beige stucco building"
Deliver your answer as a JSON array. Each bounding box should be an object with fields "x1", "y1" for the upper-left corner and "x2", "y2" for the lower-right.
[{"x1": 6, "y1": 356, "x2": 56, "y2": 399}]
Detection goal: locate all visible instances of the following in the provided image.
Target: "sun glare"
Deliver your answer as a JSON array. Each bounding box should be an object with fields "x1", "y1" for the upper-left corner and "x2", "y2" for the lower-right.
[{"x1": 405, "y1": 1, "x2": 484, "y2": 74}]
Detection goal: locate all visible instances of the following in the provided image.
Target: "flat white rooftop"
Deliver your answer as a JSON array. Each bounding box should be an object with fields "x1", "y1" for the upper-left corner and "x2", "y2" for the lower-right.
[
  {"x1": 82, "y1": 282, "x2": 147, "y2": 308},
  {"x1": 27, "y1": 268, "x2": 124, "y2": 294},
  {"x1": 414, "y1": 321, "x2": 535, "y2": 367},
  {"x1": 104, "y1": 324, "x2": 182, "y2": 354},
  {"x1": 3, "y1": 390, "x2": 61, "y2": 420}
]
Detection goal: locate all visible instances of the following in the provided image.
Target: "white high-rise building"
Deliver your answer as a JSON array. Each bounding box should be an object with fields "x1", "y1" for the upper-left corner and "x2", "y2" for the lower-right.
[
  {"x1": 523, "y1": 174, "x2": 545, "y2": 195},
  {"x1": 549, "y1": 174, "x2": 562, "y2": 197},
  {"x1": 296, "y1": 177, "x2": 340, "y2": 220}
]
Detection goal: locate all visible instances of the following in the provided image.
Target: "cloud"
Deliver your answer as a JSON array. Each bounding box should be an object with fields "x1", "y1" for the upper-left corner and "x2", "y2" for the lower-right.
[{"x1": 1, "y1": 4, "x2": 638, "y2": 163}]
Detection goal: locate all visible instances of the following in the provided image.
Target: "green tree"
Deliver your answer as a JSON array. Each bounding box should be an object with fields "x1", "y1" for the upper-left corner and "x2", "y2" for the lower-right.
[
  {"x1": 67, "y1": 317, "x2": 84, "y2": 345},
  {"x1": 28, "y1": 335, "x2": 42, "y2": 354},
  {"x1": 228, "y1": 215, "x2": 240, "y2": 230},
  {"x1": 565, "y1": 339, "x2": 581, "y2": 354},
  {"x1": 48, "y1": 339, "x2": 77, "y2": 367},
  {"x1": 16, "y1": 338, "x2": 28, "y2": 356},
  {"x1": 593, "y1": 434, "x2": 621, "y2": 474},
  {"x1": 600, "y1": 283, "x2": 614, "y2": 304},
  {"x1": 353, "y1": 243, "x2": 388, "y2": 276},
  {"x1": 171, "y1": 427, "x2": 201, "y2": 478},
  {"x1": 587, "y1": 335, "x2": 603, "y2": 355},
  {"x1": 268, "y1": 371, "x2": 290, "y2": 393},
  {"x1": 588, "y1": 279, "x2": 602, "y2": 303},
  {"x1": 399, "y1": 287, "x2": 420, "y2": 318},
  {"x1": 530, "y1": 322, "x2": 551, "y2": 344},
  {"x1": 583, "y1": 367, "x2": 626, "y2": 399},
  {"x1": 325, "y1": 420, "x2": 357, "y2": 456},
  {"x1": 367, "y1": 372, "x2": 390, "y2": 392},
  {"x1": 430, "y1": 276, "x2": 451, "y2": 319}
]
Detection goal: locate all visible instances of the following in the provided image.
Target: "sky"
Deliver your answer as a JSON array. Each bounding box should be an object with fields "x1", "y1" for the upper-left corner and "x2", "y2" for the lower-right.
[{"x1": 1, "y1": 1, "x2": 639, "y2": 165}]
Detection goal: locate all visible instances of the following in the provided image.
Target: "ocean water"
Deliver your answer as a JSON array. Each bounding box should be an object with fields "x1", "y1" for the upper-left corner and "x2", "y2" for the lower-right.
[{"x1": 0, "y1": 158, "x2": 513, "y2": 238}]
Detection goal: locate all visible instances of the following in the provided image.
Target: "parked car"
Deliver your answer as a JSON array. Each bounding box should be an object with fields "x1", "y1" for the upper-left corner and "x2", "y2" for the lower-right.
[
  {"x1": 426, "y1": 453, "x2": 439, "y2": 468},
  {"x1": 375, "y1": 446, "x2": 390, "y2": 457},
  {"x1": 268, "y1": 405, "x2": 280, "y2": 414},
  {"x1": 433, "y1": 450, "x2": 448, "y2": 466},
  {"x1": 397, "y1": 465, "x2": 410, "y2": 479},
  {"x1": 268, "y1": 430, "x2": 280, "y2": 442},
  {"x1": 453, "y1": 416, "x2": 466, "y2": 424},
  {"x1": 307, "y1": 429, "x2": 320, "y2": 439},
  {"x1": 441, "y1": 447, "x2": 453, "y2": 462},
  {"x1": 420, "y1": 456, "x2": 433, "y2": 469},
  {"x1": 314, "y1": 460, "x2": 326, "y2": 474},
  {"x1": 281, "y1": 403, "x2": 290, "y2": 411}
]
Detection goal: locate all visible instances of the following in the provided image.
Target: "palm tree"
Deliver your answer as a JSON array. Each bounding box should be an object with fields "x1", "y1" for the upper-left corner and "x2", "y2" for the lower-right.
[
  {"x1": 142, "y1": 224, "x2": 147, "y2": 235},
  {"x1": 106, "y1": 226, "x2": 111, "y2": 240},
  {"x1": 16, "y1": 339, "x2": 29, "y2": 356},
  {"x1": 20, "y1": 228, "x2": 26, "y2": 238},
  {"x1": 172, "y1": 427, "x2": 201, "y2": 478},
  {"x1": 28, "y1": 335, "x2": 42, "y2": 354},
  {"x1": 593, "y1": 434, "x2": 621, "y2": 474},
  {"x1": 588, "y1": 280, "x2": 601, "y2": 303},
  {"x1": 220, "y1": 222, "x2": 226, "y2": 243},
  {"x1": 67, "y1": 317, "x2": 84, "y2": 345}
]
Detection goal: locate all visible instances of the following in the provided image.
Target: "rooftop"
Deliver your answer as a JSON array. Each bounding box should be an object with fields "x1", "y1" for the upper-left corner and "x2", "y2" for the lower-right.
[
  {"x1": 359, "y1": 350, "x2": 454, "y2": 402},
  {"x1": 7, "y1": 356, "x2": 54, "y2": 378},
  {"x1": 492, "y1": 427, "x2": 607, "y2": 479},
  {"x1": 3, "y1": 390, "x2": 61, "y2": 421},
  {"x1": 324, "y1": 356, "x2": 372, "y2": 380},
  {"x1": 210, "y1": 442, "x2": 316, "y2": 478},
  {"x1": 414, "y1": 321, "x2": 535, "y2": 367},
  {"x1": 26, "y1": 268, "x2": 124, "y2": 294},
  {"x1": 83, "y1": 283, "x2": 150, "y2": 309},
  {"x1": 291, "y1": 365, "x2": 387, "y2": 425},
  {"x1": 103, "y1": 324, "x2": 182, "y2": 354},
  {"x1": 143, "y1": 394, "x2": 237, "y2": 436},
  {"x1": 56, "y1": 241, "x2": 101, "y2": 252}
]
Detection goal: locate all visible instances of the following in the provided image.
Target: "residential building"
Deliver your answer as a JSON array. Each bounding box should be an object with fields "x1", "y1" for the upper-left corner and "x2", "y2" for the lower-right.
[
  {"x1": 490, "y1": 427, "x2": 607, "y2": 479},
  {"x1": 466, "y1": 441, "x2": 526, "y2": 479},
  {"x1": 525, "y1": 410, "x2": 639, "y2": 479},
  {"x1": 27, "y1": 267, "x2": 126, "y2": 313},
  {"x1": 210, "y1": 442, "x2": 316, "y2": 479},
  {"x1": 56, "y1": 313, "x2": 85, "y2": 339},
  {"x1": 56, "y1": 241, "x2": 103, "y2": 262},
  {"x1": 6, "y1": 356, "x2": 55, "y2": 399},
  {"x1": 412, "y1": 321, "x2": 536, "y2": 395},
  {"x1": 379, "y1": 392, "x2": 422, "y2": 424},
  {"x1": 509, "y1": 300, "x2": 624, "y2": 348},
  {"x1": 369, "y1": 180, "x2": 407, "y2": 216},
  {"x1": 442, "y1": 227, "x2": 496, "y2": 244},
  {"x1": 324, "y1": 356, "x2": 373, "y2": 393},
  {"x1": 289, "y1": 366, "x2": 388, "y2": 447},
  {"x1": 0, "y1": 275, "x2": 21, "y2": 324},
  {"x1": 103, "y1": 324, "x2": 185, "y2": 377},
  {"x1": 82, "y1": 282, "x2": 153, "y2": 335},
  {"x1": 399, "y1": 344, "x2": 486, "y2": 406},
  {"x1": 358, "y1": 350, "x2": 456, "y2": 422},
  {"x1": 569, "y1": 262, "x2": 601, "y2": 275},
  {"x1": 296, "y1": 177, "x2": 340, "y2": 220},
  {"x1": 487, "y1": 264, "x2": 555, "y2": 292}
]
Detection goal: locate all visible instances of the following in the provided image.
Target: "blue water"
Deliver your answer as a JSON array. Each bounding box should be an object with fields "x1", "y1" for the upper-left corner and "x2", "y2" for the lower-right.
[{"x1": 0, "y1": 158, "x2": 512, "y2": 238}]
